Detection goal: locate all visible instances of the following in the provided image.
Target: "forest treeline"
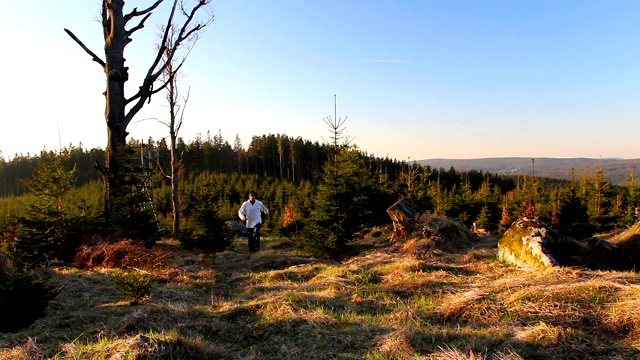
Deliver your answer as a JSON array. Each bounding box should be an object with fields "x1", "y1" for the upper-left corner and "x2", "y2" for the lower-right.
[
  {"x1": 0, "y1": 132, "x2": 401, "y2": 197},
  {"x1": 1, "y1": 131, "x2": 638, "y2": 242}
]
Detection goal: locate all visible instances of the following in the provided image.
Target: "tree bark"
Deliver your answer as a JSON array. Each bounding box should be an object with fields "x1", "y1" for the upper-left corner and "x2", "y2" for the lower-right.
[
  {"x1": 170, "y1": 131, "x2": 181, "y2": 236},
  {"x1": 387, "y1": 198, "x2": 416, "y2": 240},
  {"x1": 103, "y1": 0, "x2": 130, "y2": 216}
]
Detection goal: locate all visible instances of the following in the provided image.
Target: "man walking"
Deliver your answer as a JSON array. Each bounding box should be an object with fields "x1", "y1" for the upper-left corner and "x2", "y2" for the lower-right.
[{"x1": 238, "y1": 190, "x2": 269, "y2": 252}]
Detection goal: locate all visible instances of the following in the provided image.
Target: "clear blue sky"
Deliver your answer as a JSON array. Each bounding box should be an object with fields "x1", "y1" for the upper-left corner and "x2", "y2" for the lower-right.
[{"x1": 1, "y1": 1, "x2": 639, "y2": 160}]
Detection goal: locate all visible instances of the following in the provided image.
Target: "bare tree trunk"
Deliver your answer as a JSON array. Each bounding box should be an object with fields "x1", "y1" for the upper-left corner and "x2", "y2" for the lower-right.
[
  {"x1": 387, "y1": 198, "x2": 416, "y2": 240},
  {"x1": 103, "y1": 0, "x2": 130, "y2": 216},
  {"x1": 66, "y1": 0, "x2": 213, "y2": 224},
  {"x1": 170, "y1": 138, "x2": 181, "y2": 236}
]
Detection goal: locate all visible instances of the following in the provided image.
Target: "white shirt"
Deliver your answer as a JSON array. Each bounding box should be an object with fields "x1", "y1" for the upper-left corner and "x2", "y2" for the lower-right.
[{"x1": 238, "y1": 199, "x2": 269, "y2": 228}]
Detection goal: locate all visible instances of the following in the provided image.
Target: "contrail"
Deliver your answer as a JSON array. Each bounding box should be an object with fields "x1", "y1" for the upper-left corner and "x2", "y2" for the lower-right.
[{"x1": 355, "y1": 59, "x2": 413, "y2": 63}]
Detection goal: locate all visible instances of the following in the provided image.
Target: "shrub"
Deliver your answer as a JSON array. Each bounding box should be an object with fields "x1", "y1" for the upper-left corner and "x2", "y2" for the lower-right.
[
  {"x1": 5, "y1": 150, "x2": 94, "y2": 267},
  {"x1": 113, "y1": 271, "x2": 154, "y2": 305},
  {"x1": 179, "y1": 209, "x2": 234, "y2": 253},
  {"x1": 0, "y1": 270, "x2": 59, "y2": 332},
  {"x1": 108, "y1": 189, "x2": 161, "y2": 247},
  {"x1": 179, "y1": 175, "x2": 234, "y2": 253},
  {"x1": 74, "y1": 240, "x2": 170, "y2": 270}
]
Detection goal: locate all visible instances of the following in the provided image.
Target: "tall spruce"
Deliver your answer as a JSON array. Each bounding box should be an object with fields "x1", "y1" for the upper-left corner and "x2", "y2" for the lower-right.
[{"x1": 300, "y1": 96, "x2": 373, "y2": 257}]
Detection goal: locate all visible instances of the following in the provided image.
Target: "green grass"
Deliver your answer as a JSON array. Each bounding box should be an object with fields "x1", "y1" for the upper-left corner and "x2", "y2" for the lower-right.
[{"x1": 2, "y1": 232, "x2": 640, "y2": 359}]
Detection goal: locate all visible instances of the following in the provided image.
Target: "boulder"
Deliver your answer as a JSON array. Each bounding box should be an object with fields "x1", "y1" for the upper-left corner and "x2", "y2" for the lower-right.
[
  {"x1": 498, "y1": 218, "x2": 578, "y2": 268},
  {"x1": 499, "y1": 217, "x2": 632, "y2": 270},
  {"x1": 225, "y1": 221, "x2": 247, "y2": 235}
]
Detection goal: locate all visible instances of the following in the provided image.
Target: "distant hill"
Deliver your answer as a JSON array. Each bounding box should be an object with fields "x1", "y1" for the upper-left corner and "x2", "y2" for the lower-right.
[{"x1": 416, "y1": 157, "x2": 640, "y2": 186}]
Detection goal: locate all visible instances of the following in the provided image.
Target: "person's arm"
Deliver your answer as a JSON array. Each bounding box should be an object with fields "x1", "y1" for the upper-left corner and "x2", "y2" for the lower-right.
[{"x1": 238, "y1": 202, "x2": 247, "y2": 221}]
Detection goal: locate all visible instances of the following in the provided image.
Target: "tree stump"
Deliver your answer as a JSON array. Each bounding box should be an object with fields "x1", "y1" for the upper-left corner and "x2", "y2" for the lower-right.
[{"x1": 387, "y1": 198, "x2": 416, "y2": 240}]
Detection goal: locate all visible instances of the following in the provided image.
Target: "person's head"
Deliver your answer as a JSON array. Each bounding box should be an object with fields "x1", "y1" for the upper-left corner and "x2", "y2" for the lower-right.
[{"x1": 248, "y1": 190, "x2": 257, "y2": 199}]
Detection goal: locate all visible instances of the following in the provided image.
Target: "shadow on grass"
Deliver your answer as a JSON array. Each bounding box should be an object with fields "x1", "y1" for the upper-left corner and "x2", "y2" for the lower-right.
[{"x1": 4, "y1": 234, "x2": 640, "y2": 359}]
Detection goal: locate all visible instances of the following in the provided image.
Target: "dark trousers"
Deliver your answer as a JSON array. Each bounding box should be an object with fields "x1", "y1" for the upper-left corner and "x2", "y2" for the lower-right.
[{"x1": 247, "y1": 223, "x2": 262, "y2": 252}]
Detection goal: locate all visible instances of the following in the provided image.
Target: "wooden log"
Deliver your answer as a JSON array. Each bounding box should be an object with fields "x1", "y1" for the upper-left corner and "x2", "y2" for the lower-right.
[{"x1": 386, "y1": 198, "x2": 416, "y2": 240}]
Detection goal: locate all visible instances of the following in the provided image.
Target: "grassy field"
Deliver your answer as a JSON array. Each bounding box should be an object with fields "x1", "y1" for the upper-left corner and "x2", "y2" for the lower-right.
[{"x1": 2, "y1": 229, "x2": 640, "y2": 359}]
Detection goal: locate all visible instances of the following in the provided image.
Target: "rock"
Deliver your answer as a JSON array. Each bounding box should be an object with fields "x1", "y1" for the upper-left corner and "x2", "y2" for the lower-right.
[
  {"x1": 498, "y1": 218, "x2": 578, "y2": 268},
  {"x1": 499, "y1": 217, "x2": 632, "y2": 270},
  {"x1": 225, "y1": 221, "x2": 247, "y2": 235}
]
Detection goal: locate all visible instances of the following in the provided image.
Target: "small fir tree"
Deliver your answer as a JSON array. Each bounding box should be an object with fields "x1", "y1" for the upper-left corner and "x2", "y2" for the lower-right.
[
  {"x1": 474, "y1": 205, "x2": 492, "y2": 232},
  {"x1": 555, "y1": 189, "x2": 594, "y2": 240},
  {"x1": 300, "y1": 146, "x2": 374, "y2": 257},
  {"x1": 180, "y1": 175, "x2": 233, "y2": 253},
  {"x1": 113, "y1": 271, "x2": 153, "y2": 305},
  {"x1": 5, "y1": 150, "x2": 85, "y2": 266}
]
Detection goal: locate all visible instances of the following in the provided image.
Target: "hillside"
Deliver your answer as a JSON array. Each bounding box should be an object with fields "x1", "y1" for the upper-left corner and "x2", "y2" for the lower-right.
[
  {"x1": 2, "y1": 231, "x2": 640, "y2": 359},
  {"x1": 417, "y1": 157, "x2": 640, "y2": 186}
]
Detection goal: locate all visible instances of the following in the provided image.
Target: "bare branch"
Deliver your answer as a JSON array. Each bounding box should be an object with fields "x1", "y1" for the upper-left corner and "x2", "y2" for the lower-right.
[
  {"x1": 64, "y1": 28, "x2": 106, "y2": 67},
  {"x1": 124, "y1": 0, "x2": 163, "y2": 22},
  {"x1": 150, "y1": 0, "x2": 212, "y2": 81},
  {"x1": 93, "y1": 160, "x2": 107, "y2": 177},
  {"x1": 149, "y1": 57, "x2": 186, "y2": 94},
  {"x1": 126, "y1": 27, "x2": 191, "y2": 105},
  {"x1": 154, "y1": 118, "x2": 170, "y2": 128},
  {"x1": 149, "y1": 0, "x2": 179, "y2": 81},
  {"x1": 125, "y1": 12, "x2": 153, "y2": 37},
  {"x1": 124, "y1": 1, "x2": 177, "y2": 117},
  {"x1": 156, "y1": 155, "x2": 172, "y2": 180},
  {"x1": 175, "y1": 87, "x2": 191, "y2": 134},
  {"x1": 124, "y1": 0, "x2": 213, "y2": 124}
]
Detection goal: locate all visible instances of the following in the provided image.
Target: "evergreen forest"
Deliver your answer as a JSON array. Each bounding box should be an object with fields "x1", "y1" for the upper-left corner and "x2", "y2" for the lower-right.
[{"x1": 1, "y1": 131, "x2": 638, "y2": 254}]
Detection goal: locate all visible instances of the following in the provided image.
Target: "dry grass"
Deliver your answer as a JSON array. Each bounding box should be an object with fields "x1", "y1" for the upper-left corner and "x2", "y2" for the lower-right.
[
  {"x1": 74, "y1": 239, "x2": 171, "y2": 269},
  {"x1": 2, "y1": 233, "x2": 640, "y2": 359}
]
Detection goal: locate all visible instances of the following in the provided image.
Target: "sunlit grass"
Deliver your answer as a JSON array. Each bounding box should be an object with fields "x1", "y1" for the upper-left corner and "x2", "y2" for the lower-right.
[{"x1": 2, "y1": 233, "x2": 640, "y2": 359}]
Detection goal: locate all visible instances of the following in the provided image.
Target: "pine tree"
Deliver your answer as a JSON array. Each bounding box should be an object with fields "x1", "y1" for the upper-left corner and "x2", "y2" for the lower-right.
[
  {"x1": 556, "y1": 187, "x2": 594, "y2": 240},
  {"x1": 300, "y1": 147, "x2": 374, "y2": 257},
  {"x1": 179, "y1": 174, "x2": 233, "y2": 253},
  {"x1": 299, "y1": 96, "x2": 377, "y2": 257},
  {"x1": 6, "y1": 150, "x2": 85, "y2": 265},
  {"x1": 475, "y1": 205, "x2": 492, "y2": 232},
  {"x1": 583, "y1": 166, "x2": 616, "y2": 232}
]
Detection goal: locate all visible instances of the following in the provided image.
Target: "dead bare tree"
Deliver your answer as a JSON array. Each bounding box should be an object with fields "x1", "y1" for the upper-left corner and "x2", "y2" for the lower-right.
[
  {"x1": 155, "y1": 24, "x2": 191, "y2": 237},
  {"x1": 64, "y1": 0, "x2": 213, "y2": 222}
]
